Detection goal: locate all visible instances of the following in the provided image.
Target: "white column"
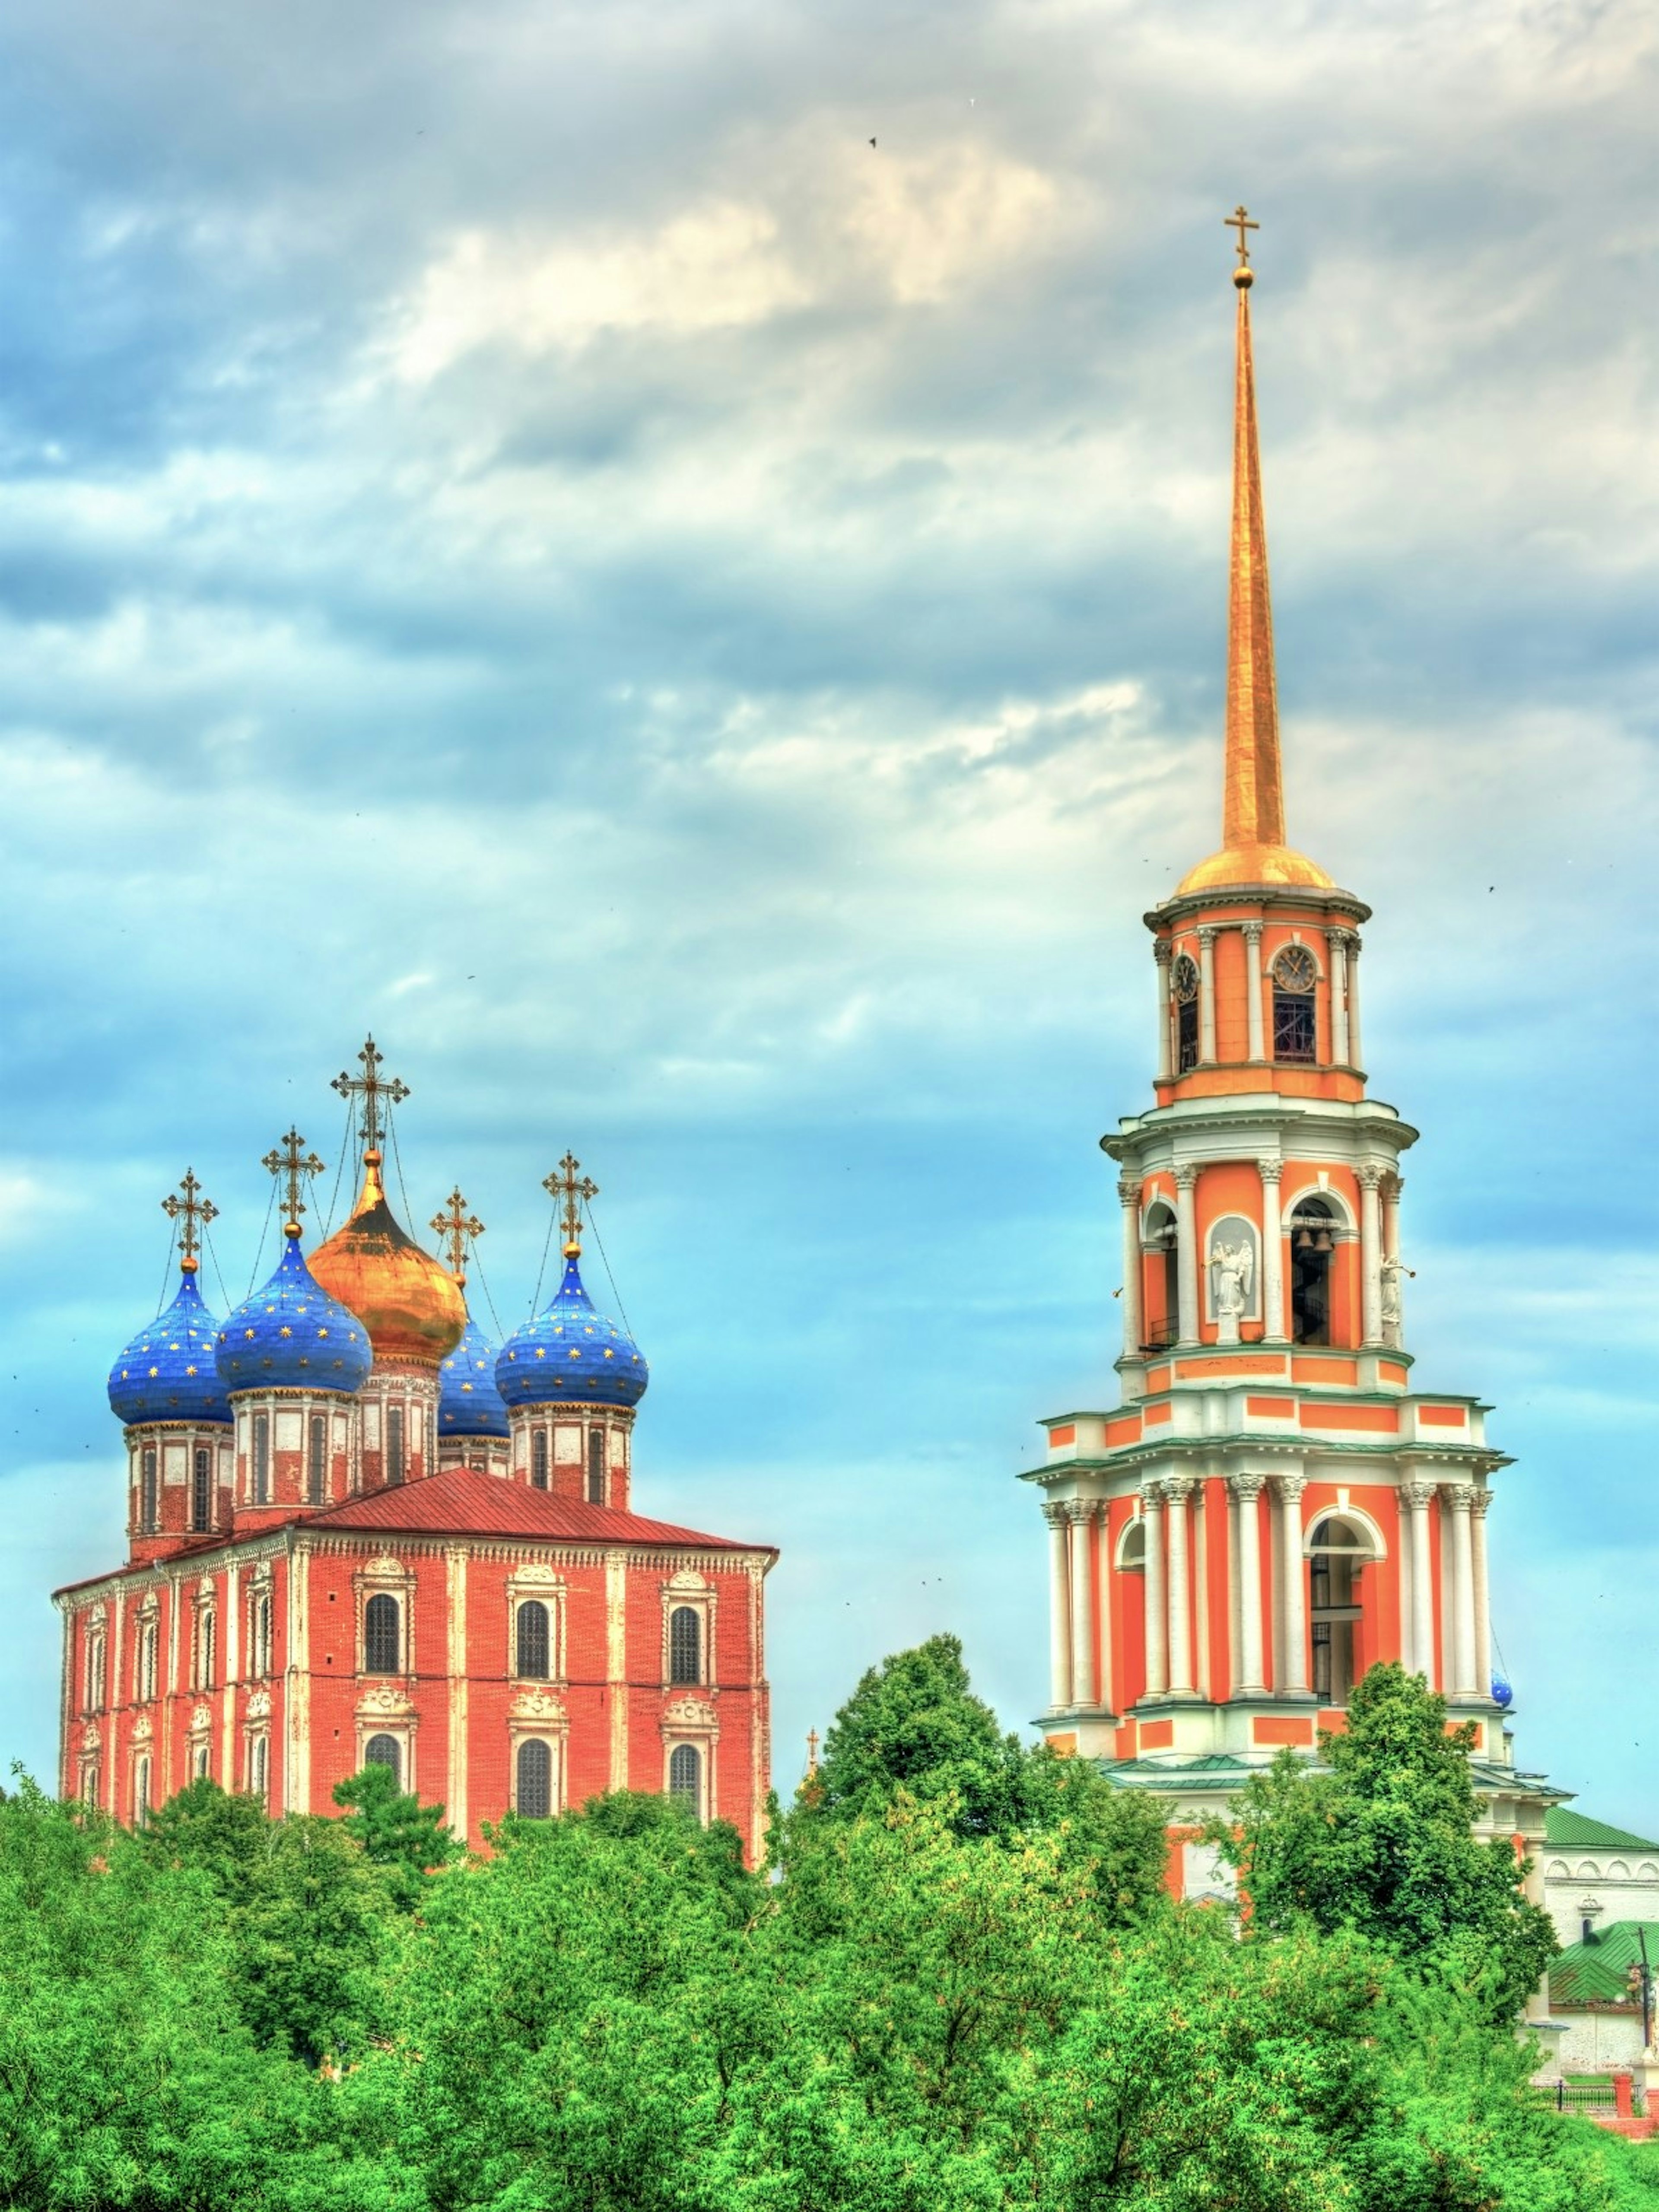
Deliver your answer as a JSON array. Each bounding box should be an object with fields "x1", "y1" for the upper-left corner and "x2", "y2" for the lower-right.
[
  {"x1": 1067, "y1": 1501, "x2": 1096, "y2": 1710},
  {"x1": 1359, "y1": 1166, "x2": 1384, "y2": 1346},
  {"x1": 1274, "y1": 1474, "x2": 1309, "y2": 1694},
  {"x1": 1119, "y1": 1175, "x2": 1144, "y2": 1360},
  {"x1": 1446, "y1": 1484, "x2": 1477, "y2": 1697},
  {"x1": 1154, "y1": 941, "x2": 1174, "y2": 1084},
  {"x1": 1045, "y1": 1503, "x2": 1071, "y2": 1710},
  {"x1": 1165, "y1": 1477, "x2": 1195, "y2": 1695},
  {"x1": 1404, "y1": 1479, "x2": 1437, "y2": 1683},
  {"x1": 1259, "y1": 1160, "x2": 1284, "y2": 1342},
  {"x1": 1328, "y1": 929, "x2": 1351, "y2": 1066},
  {"x1": 1243, "y1": 921, "x2": 1265, "y2": 1062},
  {"x1": 1346, "y1": 934, "x2": 1364, "y2": 1071},
  {"x1": 1470, "y1": 1488, "x2": 1493, "y2": 1704},
  {"x1": 1381, "y1": 1175, "x2": 1405, "y2": 1350},
  {"x1": 1230, "y1": 1474, "x2": 1267, "y2": 1694},
  {"x1": 1175, "y1": 1165, "x2": 1200, "y2": 1346},
  {"x1": 1198, "y1": 927, "x2": 1218, "y2": 1065},
  {"x1": 1141, "y1": 1487, "x2": 1168, "y2": 1700}
]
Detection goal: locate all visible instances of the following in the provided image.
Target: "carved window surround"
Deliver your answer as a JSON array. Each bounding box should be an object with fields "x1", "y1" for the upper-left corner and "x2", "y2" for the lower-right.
[
  {"x1": 505, "y1": 1563, "x2": 567, "y2": 1684},
  {"x1": 661, "y1": 1569, "x2": 715, "y2": 1689}
]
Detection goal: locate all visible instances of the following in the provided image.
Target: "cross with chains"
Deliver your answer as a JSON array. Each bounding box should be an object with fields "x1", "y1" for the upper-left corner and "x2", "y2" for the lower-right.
[
  {"x1": 431, "y1": 1186, "x2": 485, "y2": 1279},
  {"x1": 542, "y1": 1151, "x2": 597, "y2": 1249},
  {"x1": 331, "y1": 1034, "x2": 410, "y2": 1154},
  {"x1": 262, "y1": 1128, "x2": 325, "y2": 1230},
  {"x1": 161, "y1": 1170, "x2": 218, "y2": 1262}
]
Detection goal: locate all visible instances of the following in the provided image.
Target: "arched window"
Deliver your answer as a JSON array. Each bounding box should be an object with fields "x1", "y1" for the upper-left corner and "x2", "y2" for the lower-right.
[
  {"x1": 1173, "y1": 954, "x2": 1201, "y2": 1073},
  {"x1": 194, "y1": 1742, "x2": 210, "y2": 1781},
  {"x1": 140, "y1": 1446, "x2": 158, "y2": 1533},
  {"x1": 669, "y1": 1606, "x2": 702, "y2": 1685},
  {"x1": 668, "y1": 1743, "x2": 701, "y2": 1810},
  {"x1": 364, "y1": 1733, "x2": 401, "y2": 1787},
  {"x1": 249, "y1": 1735, "x2": 268, "y2": 1802},
  {"x1": 251, "y1": 1592, "x2": 273, "y2": 1678},
  {"x1": 531, "y1": 1429, "x2": 549, "y2": 1490},
  {"x1": 1142, "y1": 1201, "x2": 1179, "y2": 1351},
  {"x1": 197, "y1": 1610, "x2": 216, "y2": 1691},
  {"x1": 1290, "y1": 1197, "x2": 1336, "y2": 1346},
  {"x1": 1307, "y1": 1516, "x2": 1375, "y2": 1707},
  {"x1": 586, "y1": 1429, "x2": 606, "y2": 1506},
  {"x1": 364, "y1": 1592, "x2": 402, "y2": 1675},
  {"x1": 1271, "y1": 944, "x2": 1318, "y2": 1064},
  {"x1": 515, "y1": 1599, "x2": 551, "y2": 1680},
  {"x1": 138, "y1": 1619, "x2": 158, "y2": 1703},
  {"x1": 308, "y1": 1415, "x2": 327, "y2": 1506},
  {"x1": 192, "y1": 1446, "x2": 212, "y2": 1532},
  {"x1": 85, "y1": 1627, "x2": 106, "y2": 1713},
  {"x1": 517, "y1": 1738, "x2": 552, "y2": 1818},
  {"x1": 1118, "y1": 1517, "x2": 1147, "y2": 1570},
  {"x1": 251, "y1": 1411, "x2": 270, "y2": 1504},
  {"x1": 387, "y1": 1405, "x2": 406, "y2": 1487},
  {"x1": 135, "y1": 1757, "x2": 151, "y2": 1825}
]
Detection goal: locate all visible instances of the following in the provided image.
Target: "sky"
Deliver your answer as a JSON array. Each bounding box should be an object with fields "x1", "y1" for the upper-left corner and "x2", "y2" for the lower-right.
[{"x1": 1, "y1": 0, "x2": 1656, "y2": 1829}]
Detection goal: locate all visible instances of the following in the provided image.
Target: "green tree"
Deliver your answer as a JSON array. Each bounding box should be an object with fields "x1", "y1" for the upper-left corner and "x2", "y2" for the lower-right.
[
  {"x1": 1215, "y1": 1661, "x2": 1558, "y2": 2022},
  {"x1": 334, "y1": 1760, "x2": 461, "y2": 1909}
]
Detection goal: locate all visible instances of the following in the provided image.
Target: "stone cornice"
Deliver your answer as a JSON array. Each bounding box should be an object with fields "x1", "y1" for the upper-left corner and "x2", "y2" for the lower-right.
[
  {"x1": 1021, "y1": 1435, "x2": 1512, "y2": 1483},
  {"x1": 1144, "y1": 884, "x2": 1372, "y2": 931},
  {"x1": 1103, "y1": 1095, "x2": 1419, "y2": 1160}
]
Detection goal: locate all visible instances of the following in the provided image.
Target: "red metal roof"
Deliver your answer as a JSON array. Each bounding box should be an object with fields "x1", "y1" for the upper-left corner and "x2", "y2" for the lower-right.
[{"x1": 309, "y1": 1465, "x2": 769, "y2": 1552}]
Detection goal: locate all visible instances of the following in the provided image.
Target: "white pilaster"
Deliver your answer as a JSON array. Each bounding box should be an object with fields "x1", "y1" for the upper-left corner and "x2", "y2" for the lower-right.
[
  {"x1": 1119, "y1": 1176, "x2": 1143, "y2": 1360},
  {"x1": 1470, "y1": 1488, "x2": 1493, "y2": 1705},
  {"x1": 446, "y1": 1545, "x2": 469, "y2": 1844},
  {"x1": 1230, "y1": 1473, "x2": 1267, "y2": 1694},
  {"x1": 1404, "y1": 1478, "x2": 1437, "y2": 1684},
  {"x1": 1243, "y1": 920, "x2": 1265, "y2": 1061},
  {"x1": 1175, "y1": 1165, "x2": 1200, "y2": 1347},
  {"x1": 1446, "y1": 1484, "x2": 1477, "y2": 1697},
  {"x1": 1141, "y1": 1487, "x2": 1168, "y2": 1700},
  {"x1": 1198, "y1": 927, "x2": 1218, "y2": 1065},
  {"x1": 1359, "y1": 1165, "x2": 1384, "y2": 1347},
  {"x1": 1259, "y1": 1160, "x2": 1284, "y2": 1341},
  {"x1": 1154, "y1": 940, "x2": 1174, "y2": 1084},
  {"x1": 1066, "y1": 1501, "x2": 1096, "y2": 1710},
  {"x1": 1044, "y1": 1503, "x2": 1071, "y2": 1710},
  {"x1": 1328, "y1": 928, "x2": 1351, "y2": 1065},
  {"x1": 1165, "y1": 1477, "x2": 1195, "y2": 1696},
  {"x1": 1347, "y1": 934, "x2": 1364, "y2": 1071},
  {"x1": 1274, "y1": 1474, "x2": 1309, "y2": 1694}
]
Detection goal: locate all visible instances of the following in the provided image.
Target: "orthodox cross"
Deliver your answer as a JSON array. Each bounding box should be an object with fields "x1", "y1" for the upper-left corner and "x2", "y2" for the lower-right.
[
  {"x1": 806, "y1": 1729, "x2": 820, "y2": 1777},
  {"x1": 262, "y1": 1128, "x2": 324, "y2": 1230},
  {"x1": 331, "y1": 1034, "x2": 410, "y2": 1153},
  {"x1": 1225, "y1": 203, "x2": 1259, "y2": 267},
  {"x1": 431, "y1": 1186, "x2": 485, "y2": 1279},
  {"x1": 542, "y1": 1151, "x2": 597, "y2": 1247},
  {"x1": 161, "y1": 1170, "x2": 218, "y2": 1263}
]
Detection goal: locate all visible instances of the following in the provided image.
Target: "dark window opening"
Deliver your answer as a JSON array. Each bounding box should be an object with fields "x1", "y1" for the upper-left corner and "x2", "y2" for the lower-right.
[
  {"x1": 140, "y1": 1447, "x2": 158, "y2": 1533},
  {"x1": 586, "y1": 1430, "x2": 606, "y2": 1506},
  {"x1": 1173, "y1": 954, "x2": 1201, "y2": 1074},
  {"x1": 669, "y1": 1605, "x2": 702, "y2": 1686},
  {"x1": 364, "y1": 1593, "x2": 401, "y2": 1675},
  {"x1": 192, "y1": 1446, "x2": 212, "y2": 1532},
  {"x1": 387, "y1": 1406, "x2": 405, "y2": 1486},
  {"x1": 251, "y1": 1412, "x2": 270, "y2": 1505},
  {"x1": 1308, "y1": 1517, "x2": 1365, "y2": 1707},
  {"x1": 1141, "y1": 1207, "x2": 1180, "y2": 1351},
  {"x1": 516, "y1": 1599, "x2": 551, "y2": 1680},
  {"x1": 668, "y1": 1743, "x2": 701, "y2": 1808},
  {"x1": 531, "y1": 1430, "x2": 549, "y2": 1490},
  {"x1": 364, "y1": 1732, "x2": 401, "y2": 1787},
  {"x1": 517, "y1": 1738, "x2": 552, "y2": 1818},
  {"x1": 1290, "y1": 1198, "x2": 1335, "y2": 1346},
  {"x1": 308, "y1": 1414, "x2": 327, "y2": 1505}
]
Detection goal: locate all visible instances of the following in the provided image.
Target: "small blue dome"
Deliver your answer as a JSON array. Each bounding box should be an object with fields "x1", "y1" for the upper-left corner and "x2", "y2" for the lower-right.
[
  {"x1": 496, "y1": 1248, "x2": 648, "y2": 1410},
  {"x1": 1490, "y1": 1675, "x2": 1514, "y2": 1710},
  {"x1": 108, "y1": 1265, "x2": 232, "y2": 1427},
  {"x1": 216, "y1": 1230, "x2": 372, "y2": 1394},
  {"x1": 440, "y1": 1310, "x2": 510, "y2": 1439}
]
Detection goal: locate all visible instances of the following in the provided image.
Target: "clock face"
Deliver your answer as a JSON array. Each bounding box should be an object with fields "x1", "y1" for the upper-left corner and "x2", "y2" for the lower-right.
[
  {"x1": 1173, "y1": 955, "x2": 1200, "y2": 1003},
  {"x1": 1274, "y1": 945, "x2": 1317, "y2": 995}
]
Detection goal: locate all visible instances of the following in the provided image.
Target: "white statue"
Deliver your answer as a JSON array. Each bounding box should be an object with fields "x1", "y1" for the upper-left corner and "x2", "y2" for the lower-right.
[
  {"x1": 1380, "y1": 1254, "x2": 1407, "y2": 1347},
  {"x1": 1209, "y1": 1238, "x2": 1254, "y2": 1346}
]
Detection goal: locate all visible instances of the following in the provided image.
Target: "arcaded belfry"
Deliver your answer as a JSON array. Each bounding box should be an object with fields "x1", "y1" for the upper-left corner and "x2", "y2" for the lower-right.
[{"x1": 1026, "y1": 213, "x2": 1561, "y2": 1924}]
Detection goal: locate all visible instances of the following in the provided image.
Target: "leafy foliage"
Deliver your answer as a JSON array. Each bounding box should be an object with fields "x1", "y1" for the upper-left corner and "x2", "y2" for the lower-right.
[{"x1": 332, "y1": 1759, "x2": 461, "y2": 1910}]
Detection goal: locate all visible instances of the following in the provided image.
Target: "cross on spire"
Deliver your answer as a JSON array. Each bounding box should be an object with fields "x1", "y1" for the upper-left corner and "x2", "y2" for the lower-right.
[
  {"x1": 1225, "y1": 203, "x2": 1259, "y2": 267},
  {"x1": 161, "y1": 1170, "x2": 218, "y2": 1269},
  {"x1": 431, "y1": 1186, "x2": 485, "y2": 1281},
  {"x1": 542, "y1": 1151, "x2": 597, "y2": 1252},
  {"x1": 262, "y1": 1128, "x2": 324, "y2": 1234},
  {"x1": 331, "y1": 1034, "x2": 410, "y2": 1155}
]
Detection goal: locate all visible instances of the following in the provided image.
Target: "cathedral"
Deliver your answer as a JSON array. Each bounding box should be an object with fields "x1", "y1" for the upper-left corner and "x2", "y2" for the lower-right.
[
  {"x1": 1026, "y1": 220, "x2": 1561, "y2": 1904},
  {"x1": 53, "y1": 1055, "x2": 775, "y2": 1860}
]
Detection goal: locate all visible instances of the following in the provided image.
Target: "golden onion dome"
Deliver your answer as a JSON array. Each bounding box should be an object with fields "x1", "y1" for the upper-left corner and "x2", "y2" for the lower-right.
[
  {"x1": 309, "y1": 1151, "x2": 466, "y2": 1367},
  {"x1": 1176, "y1": 841, "x2": 1335, "y2": 896}
]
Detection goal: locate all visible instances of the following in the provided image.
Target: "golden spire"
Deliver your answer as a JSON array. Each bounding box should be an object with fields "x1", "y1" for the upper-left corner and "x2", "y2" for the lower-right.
[
  {"x1": 431, "y1": 1186, "x2": 484, "y2": 1285},
  {"x1": 542, "y1": 1151, "x2": 597, "y2": 1258},
  {"x1": 1175, "y1": 213, "x2": 1332, "y2": 896},
  {"x1": 1223, "y1": 207, "x2": 1284, "y2": 852}
]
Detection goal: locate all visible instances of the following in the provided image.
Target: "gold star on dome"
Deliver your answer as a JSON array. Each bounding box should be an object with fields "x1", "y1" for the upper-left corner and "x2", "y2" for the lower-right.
[
  {"x1": 186, "y1": 1365, "x2": 198, "y2": 1376},
  {"x1": 280, "y1": 1326, "x2": 292, "y2": 1338},
  {"x1": 148, "y1": 1366, "x2": 158, "y2": 1377}
]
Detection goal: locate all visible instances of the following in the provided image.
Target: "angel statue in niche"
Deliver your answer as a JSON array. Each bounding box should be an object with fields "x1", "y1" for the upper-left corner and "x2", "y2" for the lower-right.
[{"x1": 1209, "y1": 1235, "x2": 1254, "y2": 1346}]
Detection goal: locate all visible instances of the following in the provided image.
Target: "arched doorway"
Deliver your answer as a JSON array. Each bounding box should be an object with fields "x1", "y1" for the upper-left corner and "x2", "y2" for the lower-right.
[{"x1": 1306, "y1": 1516, "x2": 1378, "y2": 1705}]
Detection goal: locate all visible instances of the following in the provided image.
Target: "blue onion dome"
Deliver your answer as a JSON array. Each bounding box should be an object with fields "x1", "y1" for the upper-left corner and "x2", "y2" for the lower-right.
[
  {"x1": 496, "y1": 1243, "x2": 648, "y2": 1410},
  {"x1": 215, "y1": 1227, "x2": 372, "y2": 1394},
  {"x1": 440, "y1": 1307, "x2": 511, "y2": 1439},
  {"x1": 1491, "y1": 1675, "x2": 1514, "y2": 1711},
  {"x1": 108, "y1": 1260, "x2": 232, "y2": 1427}
]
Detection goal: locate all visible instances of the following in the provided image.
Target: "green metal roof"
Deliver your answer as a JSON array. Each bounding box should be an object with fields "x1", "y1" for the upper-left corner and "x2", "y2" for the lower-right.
[
  {"x1": 1550, "y1": 1921, "x2": 1659, "y2": 2010},
  {"x1": 1545, "y1": 1808, "x2": 1659, "y2": 1853}
]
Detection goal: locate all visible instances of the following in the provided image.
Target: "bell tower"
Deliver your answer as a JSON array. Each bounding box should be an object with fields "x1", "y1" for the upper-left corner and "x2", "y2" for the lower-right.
[{"x1": 1027, "y1": 218, "x2": 1554, "y2": 1855}]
